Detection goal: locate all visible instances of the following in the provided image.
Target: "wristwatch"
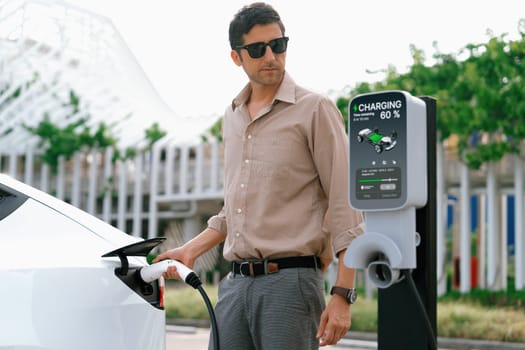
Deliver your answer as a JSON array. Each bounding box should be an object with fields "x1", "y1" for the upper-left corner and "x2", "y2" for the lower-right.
[{"x1": 330, "y1": 286, "x2": 357, "y2": 304}]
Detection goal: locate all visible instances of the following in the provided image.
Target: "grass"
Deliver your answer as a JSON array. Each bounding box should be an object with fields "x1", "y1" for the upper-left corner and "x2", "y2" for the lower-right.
[
  {"x1": 436, "y1": 284, "x2": 525, "y2": 342},
  {"x1": 164, "y1": 283, "x2": 218, "y2": 320},
  {"x1": 437, "y1": 302, "x2": 525, "y2": 342},
  {"x1": 164, "y1": 281, "x2": 525, "y2": 343}
]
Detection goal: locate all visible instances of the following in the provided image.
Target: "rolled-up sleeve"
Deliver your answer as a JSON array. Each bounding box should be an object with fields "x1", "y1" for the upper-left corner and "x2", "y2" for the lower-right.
[
  {"x1": 311, "y1": 97, "x2": 365, "y2": 255},
  {"x1": 207, "y1": 206, "x2": 228, "y2": 235}
]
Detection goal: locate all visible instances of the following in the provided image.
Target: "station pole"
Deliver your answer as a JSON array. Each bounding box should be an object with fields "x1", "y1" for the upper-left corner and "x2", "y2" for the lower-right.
[{"x1": 377, "y1": 97, "x2": 437, "y2": 350}]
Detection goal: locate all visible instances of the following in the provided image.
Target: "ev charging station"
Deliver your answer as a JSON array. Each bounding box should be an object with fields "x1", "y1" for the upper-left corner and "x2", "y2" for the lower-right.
[{"x1": 344, "y1": 91, "x2": 437, "y2": 349}]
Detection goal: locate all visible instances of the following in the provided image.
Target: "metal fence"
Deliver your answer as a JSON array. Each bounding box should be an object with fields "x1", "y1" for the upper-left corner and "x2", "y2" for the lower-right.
[{"x1": 0, "y1": 138, "x2": 224, "y2": 238}]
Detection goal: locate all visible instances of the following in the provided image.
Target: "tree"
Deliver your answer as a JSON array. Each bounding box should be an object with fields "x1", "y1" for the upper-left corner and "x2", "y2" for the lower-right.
[
  {"x1": 337, "y1": 20, "x2": 525, "y2": 169},
  {"x1": 21, "y1": 88, "x2": 168, "y2": 171}
]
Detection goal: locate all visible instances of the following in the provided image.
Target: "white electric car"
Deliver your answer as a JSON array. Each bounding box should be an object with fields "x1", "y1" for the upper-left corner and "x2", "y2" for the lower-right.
[{"x1": 0, "y1": 173, "x2": 167, "y2": 350}]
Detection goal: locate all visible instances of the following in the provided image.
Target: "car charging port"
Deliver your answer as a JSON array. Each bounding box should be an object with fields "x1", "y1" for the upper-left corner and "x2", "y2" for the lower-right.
[
  {"x1": 102, "y1": 238, "x2": 167, "y2": 310},
  {"x1": 108, "y1": 267, "x2": 163, "y2": 308},
  {"x1": 139, "y1": 278, "x2": 154, "y2": 296},
  {"x1": 102, "y1": 238, "x2": 220, "y2": 349}
]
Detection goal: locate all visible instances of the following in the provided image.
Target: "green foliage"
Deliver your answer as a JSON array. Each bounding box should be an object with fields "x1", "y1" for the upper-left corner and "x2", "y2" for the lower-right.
[
  {"x1": 439, "y1": 278, "x2": 525, "y2": 342},
  {"x1": 68, "y1": 90, "x2": 80, "y2": 113},
  {"x1": 118, "y1": 122, "x2": 168, "y2": 160},
  {"x1": 1, "y1": 72, "x2": 40, "y2": 103},
  {"x1": 337, "y1": 21, "x2": 525, "y2": 169},
  {"x1": 24, "y1": 114, "x2": 116, "y2": 171},
  {"x1": 438, "y1": 283, "x2": 525, "y2": 310},
  {"x1": 144, "y1": 122, "x2": 167, "y2": 147},
  {"x1": 20, "y1": 86, "x2": 168, "y2": 170},
  {"x1": 165, "y1": 284, "x2": 219, "y2": 319},
  {"x1": 201, "y1": 117, "x2": 223, "y2": 142},
  {"x1": 437, "y1": 302, "x2": 525, "y2": 342},
  {"x1": 463, "y1": 141, "x2": 516, "y2": 170}
]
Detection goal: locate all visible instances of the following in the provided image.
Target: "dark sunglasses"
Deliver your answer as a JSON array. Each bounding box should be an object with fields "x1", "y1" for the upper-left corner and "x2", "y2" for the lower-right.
[{"x1": 235, "y1": 37, "x2": 289, "y2": 59}]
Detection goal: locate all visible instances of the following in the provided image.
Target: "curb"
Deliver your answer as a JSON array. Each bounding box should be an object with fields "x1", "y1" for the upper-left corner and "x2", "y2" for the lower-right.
[{"x1": 345, "y1": 331, "x2": 525, "y2": 350}]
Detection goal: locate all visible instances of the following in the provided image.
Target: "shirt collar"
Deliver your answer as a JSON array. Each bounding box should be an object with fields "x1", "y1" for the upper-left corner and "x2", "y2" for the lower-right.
[{"x1": 231, "y1": 71, "x2": 297, "y2": 111}]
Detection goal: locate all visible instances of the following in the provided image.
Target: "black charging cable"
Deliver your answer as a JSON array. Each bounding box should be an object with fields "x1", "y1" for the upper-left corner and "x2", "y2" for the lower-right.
[
  {"x1": 184, "y1": 272, "x2": 220, "y2": 350},
  {"x1": 139, "y1": 260, "x2": 220, "y2": 349},
  {"x1": 403, "y1": 269, "x2": 438, "y2": 350}
]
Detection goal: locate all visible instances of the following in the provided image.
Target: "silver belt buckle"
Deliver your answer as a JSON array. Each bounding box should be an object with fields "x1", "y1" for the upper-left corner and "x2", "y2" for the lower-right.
[{"x1": 238, "y1": 261, "x2": 250, "y2": 277}]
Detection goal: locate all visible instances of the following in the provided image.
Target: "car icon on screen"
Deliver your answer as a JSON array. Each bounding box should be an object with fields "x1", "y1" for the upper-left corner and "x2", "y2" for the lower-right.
[{"x1": 357, "y1": 128, "x2": 398, "y2": 153}]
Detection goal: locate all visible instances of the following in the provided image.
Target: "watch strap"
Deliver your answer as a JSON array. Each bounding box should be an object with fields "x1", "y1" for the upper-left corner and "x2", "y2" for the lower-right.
[{"x1": 330, "y1": 286, "x2": 357, "y2": 304}]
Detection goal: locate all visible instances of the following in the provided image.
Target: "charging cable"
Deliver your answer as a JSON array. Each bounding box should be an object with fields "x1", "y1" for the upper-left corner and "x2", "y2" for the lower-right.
[
  {"x1": 403, "y1": 269, "x2": 437, "y2": 350},
  {"x1": 140, "y1": 260, "x2": 220, "y2": 350}
]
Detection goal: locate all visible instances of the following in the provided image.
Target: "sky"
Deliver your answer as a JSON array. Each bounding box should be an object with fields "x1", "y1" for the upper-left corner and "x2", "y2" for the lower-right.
[{"x1": 65, "y1": 0, "x2": 524, "y2": 119}]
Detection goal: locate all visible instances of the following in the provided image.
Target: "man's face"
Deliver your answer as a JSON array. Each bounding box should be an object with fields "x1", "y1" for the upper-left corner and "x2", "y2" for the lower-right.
[{"x1": 231, "y1": 23, "x2": 286, "y2": 88}]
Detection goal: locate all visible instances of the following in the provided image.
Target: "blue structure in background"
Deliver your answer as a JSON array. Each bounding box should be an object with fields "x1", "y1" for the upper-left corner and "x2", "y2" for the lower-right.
[
  {"x1": 447, "y1": 194, "x2": 515, "y2": 256},
  {"x1": 507, "y1": 196, "x2": 515, "y2": 255}
]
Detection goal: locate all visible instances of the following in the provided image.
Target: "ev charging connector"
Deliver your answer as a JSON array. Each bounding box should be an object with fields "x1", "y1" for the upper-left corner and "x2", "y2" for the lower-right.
[
  {"x1": 139, "y1": 259, "x2": 220, "y2": 350},
  {"x1": 140, "y1": 259, "x2": 200, "y2": 287},
  {"x1": 344, "y1": 90, "x2": 427, "y2": 288}
]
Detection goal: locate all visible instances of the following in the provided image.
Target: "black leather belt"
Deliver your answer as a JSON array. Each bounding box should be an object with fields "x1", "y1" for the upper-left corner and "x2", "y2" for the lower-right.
[{"x1": 232, "y1": 256, "x2": 321, "y2": 277}]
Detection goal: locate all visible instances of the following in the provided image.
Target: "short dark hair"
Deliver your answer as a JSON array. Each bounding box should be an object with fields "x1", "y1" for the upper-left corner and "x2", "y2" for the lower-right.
[{"x1": 229, "y1": 2, "x2": 285, "y2": 49}]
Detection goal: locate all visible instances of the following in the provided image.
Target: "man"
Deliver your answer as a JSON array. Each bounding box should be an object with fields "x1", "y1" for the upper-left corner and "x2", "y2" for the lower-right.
[{"x1": 154, "y1": 2, "x2": 364, "y2": 349}]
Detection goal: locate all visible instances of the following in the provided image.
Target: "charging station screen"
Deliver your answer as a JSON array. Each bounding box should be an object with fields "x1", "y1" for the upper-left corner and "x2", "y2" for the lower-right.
[{"x1": 348, "y1": 91, "x2": 407, "y2": 210}]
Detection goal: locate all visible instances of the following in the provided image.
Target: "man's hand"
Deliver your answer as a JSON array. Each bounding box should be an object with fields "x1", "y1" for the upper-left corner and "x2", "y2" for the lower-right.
[
  {"x1": 316, "y1": 295, "x2": 351, "y2": 346},
  {"x1": 151, "y1": 227, "x2": 225, "y2": 280},
  {"x1": 152, "y1": 247, "x2": 193, "y2": 280}
]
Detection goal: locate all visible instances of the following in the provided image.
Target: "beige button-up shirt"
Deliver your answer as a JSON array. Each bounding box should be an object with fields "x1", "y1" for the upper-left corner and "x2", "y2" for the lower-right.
[{"x1": 208, "y1": 73, "x2": 364, "y2": 265}]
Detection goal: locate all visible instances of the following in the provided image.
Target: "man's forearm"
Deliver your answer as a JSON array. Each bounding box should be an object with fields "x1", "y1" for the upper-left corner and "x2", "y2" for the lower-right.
[
  {"x1": 334, "y1": 249, "x2": 356, "y2": 288},
  {"x1": 185, "y1": 227, "x2": 226, "y2": 258}
]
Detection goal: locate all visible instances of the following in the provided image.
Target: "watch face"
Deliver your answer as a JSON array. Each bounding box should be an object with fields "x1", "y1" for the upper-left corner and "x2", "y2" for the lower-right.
[
  {"x1": 331, "y1": 287, "x2": 357, "y2": 304},
  {"x1": 348, "y1": 290, "x2": 357, "y2": 304}
]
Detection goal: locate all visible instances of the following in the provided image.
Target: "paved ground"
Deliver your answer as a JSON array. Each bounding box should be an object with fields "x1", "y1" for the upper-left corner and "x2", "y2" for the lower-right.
[{"x1": 166, "y1": 325, "x2": 377, "y2": 350}]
